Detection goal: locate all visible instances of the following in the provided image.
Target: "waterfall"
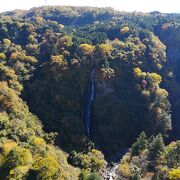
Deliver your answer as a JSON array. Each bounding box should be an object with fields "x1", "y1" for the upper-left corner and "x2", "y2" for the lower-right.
[
  {"x1": 84, "y1": 68, "x2": 95, "y2": 137},
  {"x1": 83, "y1": 68, "x2": 128, "y2": 180}
]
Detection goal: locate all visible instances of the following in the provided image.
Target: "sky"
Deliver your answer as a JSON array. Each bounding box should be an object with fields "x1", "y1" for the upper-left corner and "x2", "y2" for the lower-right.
[{"x1": 0, "y1": 0, "x2": 180, "y2": 13}]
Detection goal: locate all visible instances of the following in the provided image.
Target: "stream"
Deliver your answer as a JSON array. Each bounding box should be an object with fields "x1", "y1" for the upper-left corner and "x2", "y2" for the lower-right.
[{"x1": 103, "y1": 148, "x2": 128, "y2": 180}]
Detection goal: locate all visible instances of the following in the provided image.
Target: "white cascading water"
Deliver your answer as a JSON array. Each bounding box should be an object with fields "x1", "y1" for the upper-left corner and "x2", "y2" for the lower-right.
[
  {"x1": 103, "y1": 148, "x2": 128, "y2": 179},
  {"x1": 84, "y1": 68, "x2": 95, "y2": 137}
]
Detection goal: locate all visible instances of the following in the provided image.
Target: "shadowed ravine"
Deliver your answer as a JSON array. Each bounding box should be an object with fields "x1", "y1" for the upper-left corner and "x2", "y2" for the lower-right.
[{"x1": 83, "y1": 69, "x2": 128, "y2": 179}]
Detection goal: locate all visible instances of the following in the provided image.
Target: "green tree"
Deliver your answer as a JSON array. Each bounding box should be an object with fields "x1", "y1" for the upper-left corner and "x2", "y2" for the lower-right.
[
  {"x1": 148, "y1": 134, "x2": 165, "y2": 171},
  {"x1": 131, "y1": 131, "x2": 148, "y2": 156},
  {"x1": 87, "y1": 172, "x2": 102, "y2": 180}
]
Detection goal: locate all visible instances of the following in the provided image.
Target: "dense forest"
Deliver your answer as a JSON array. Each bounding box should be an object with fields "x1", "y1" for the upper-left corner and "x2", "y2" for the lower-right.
[{"x1": 0, "y1": 6, "x2": 179, "y2": 179}]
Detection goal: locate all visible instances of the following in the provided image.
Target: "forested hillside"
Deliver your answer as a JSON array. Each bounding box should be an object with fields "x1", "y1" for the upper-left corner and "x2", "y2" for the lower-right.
[{"x1": 0, "y1": 6, "x2": 179, "y2": 179}]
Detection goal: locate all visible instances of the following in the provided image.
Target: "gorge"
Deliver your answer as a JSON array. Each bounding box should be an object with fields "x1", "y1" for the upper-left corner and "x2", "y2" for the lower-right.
[{"x1": 0, "y1": 6, "x2": 179, "y2": 179}]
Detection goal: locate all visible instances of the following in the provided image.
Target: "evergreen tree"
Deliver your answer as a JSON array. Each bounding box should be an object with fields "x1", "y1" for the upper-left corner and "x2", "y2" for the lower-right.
[
  {"x1": 131, "y1": 131, "x2": 148, "y2": 156},
  {"x1": 148, "y1": 134, "x2": 165, "y2": 171},
  {"x1": 87, "y1": 172, "x2": 102, "y2": 180}
]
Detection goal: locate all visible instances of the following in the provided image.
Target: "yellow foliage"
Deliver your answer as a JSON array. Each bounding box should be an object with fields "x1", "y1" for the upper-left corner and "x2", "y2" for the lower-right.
[
  {"x1": 111, "y1": 38, "x2": 123, "y2": 48},
  {"x1": 168, "y1": 169, "x2": 180, "y2": 180},
  {"x1": 0, "y1": 63, "x2": 23, "y2": 93},
  {"x1": 90, "y1": 149, "x2": 107, "y2": 171},
  {"x1": 141, "y1": 90, "x2": 150, "y2": 98},
  {"x1": 30, "y1": 137, "x2": 46, "y2": 147},
  {"x1": 100, "y1": 44, "x2": 113, "y2": 54},
  {"x1": 33, "y1": 154, "x2": 61, "y2": 180},
  {"x1": 10, "y1": 52, "x2": 37, "y2": 64},
  {"x1": 156, "y1": 63, "x2": 162, "y2": 70},
  {"x1": 12, "y1": 146, "x2": 33, "y2": 166},
  {"x1": 9, "y1": 165, "x2": 30, "y2": 179},
  {"x1": 35, "y1": 16, "x2": 46, "y2": 24},
  {"x1": 120, "y1": 153, "x2": 131, "y2": 164},
  {"x1": 0, "y1": 82, "x2": 23, "y2": 114},
  {"x1": 10, "y1": 53, "x2": 19, "y2": 60},
  {"x1": 141, "y1": 72, "x2": 147, "y2": 78},
  {"x1": 50, "y1": 55, "x2": 67, "y2": 71},
  {"x1": 120, "y1": 26, "x2": 129, "y2": 34},
  {"x1": 27, "y1": 35, "x2": 36, "y2": 43},
  {"x1": 3, "y1": 146, "x2": 33, "y2": 179},
  {"x1": 119, "y1": 162, "x2": 132, "y2": 177},
  {"x1": 165, "y1": 141, "x2": 177, "y2": 153},
  {"x1": 59, "y1": 24, "x2": 65, "y2": 29},
  {"x1": 133, "y1": 67, "x2": 142, "y2": 78},
  {"x1": 91, "y1": 149, "x2": 103, "y2": 157},
  {"x1": 79, "y1": 44, "x2": 95, "y2": 55},
  {"x1": 149, "y1": 72, "x2": 162, "y2": 85},
  {"x1": 25, "y1": 56, "x2": 37, "y2": 64},
  {"x1": 2, "y1": 141, "x2": 17, "y2": 155},
  {"x1": 58, "y1": 36, "x2": 73, "y2": 47},
  {"x1": 3, "y1": 39, "x2": 11, "y2": 47},
  {"x1": 156, "y1": 88, "x2": 168, "y2": 98},
  {"x1": 80, "y1": 154, "x2": 92, "y2": 169},
  {"x1": 0, "y1": 53, "x2": 6, "y2": 60}
]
